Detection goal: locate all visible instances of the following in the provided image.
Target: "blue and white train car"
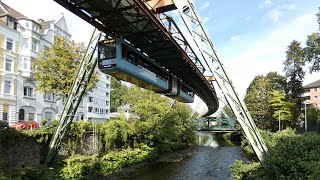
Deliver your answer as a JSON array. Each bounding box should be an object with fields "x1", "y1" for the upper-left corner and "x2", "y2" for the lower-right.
[{"x1": 97, "y1": 38, "x2": 194, "y2": 103}]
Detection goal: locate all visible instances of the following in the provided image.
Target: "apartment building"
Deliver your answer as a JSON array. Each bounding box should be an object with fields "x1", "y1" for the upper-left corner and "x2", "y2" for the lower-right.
[
  {"x1": 303, "y1": 79, "x2": 320, "y2": 110},
  {"x1": 0, "y1": 2, "x2": 110, "y2": 125},
  {"x1": 0, "y1": 4, "x2": 20, "y2": 124}
]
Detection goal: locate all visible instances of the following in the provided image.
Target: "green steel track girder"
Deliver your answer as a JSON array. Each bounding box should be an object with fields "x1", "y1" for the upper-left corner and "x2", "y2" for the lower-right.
[
  {"x1": 46, "y1": 29, "x2": 103, "y2": 163},
  {"x1": 172, "y1": 0, "x2": 268, "y2": 161}
]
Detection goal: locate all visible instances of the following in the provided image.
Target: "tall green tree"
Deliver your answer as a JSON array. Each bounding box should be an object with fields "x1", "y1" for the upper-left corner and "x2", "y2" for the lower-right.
[
  {"x1": 33, "y1": 36, "x2": 98, "y2": 96},
  {"x1": 110, "y1": 77, "x2": 128, "y2": 112},
  {"x1": 305, "y1": 32, "x2": 320, "y2": 72},
  {"x1": 269, "y1": 90, "x2": 294, "y2": 126},
  {"x1": 244, "y1": 72, "x2": 286, "y2": 130},
  {"x1": 283, "y1": 40, "x2": 305, "y2": 127},
  {"x1": 304, "y1": 8, "x2": 320, "y2": 73}
]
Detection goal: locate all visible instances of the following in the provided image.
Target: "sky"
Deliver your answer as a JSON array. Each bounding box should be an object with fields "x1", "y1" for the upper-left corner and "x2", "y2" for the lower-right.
[{"x1": 2, "y1": 0, "x2": 320, "y2": 114}]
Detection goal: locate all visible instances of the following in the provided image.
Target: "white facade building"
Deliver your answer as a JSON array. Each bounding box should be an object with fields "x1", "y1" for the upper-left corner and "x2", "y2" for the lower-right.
[
  {"x1": 0, "y1": 2, "x2": 110, "y2": 125},
  {"x1": 86, "y1": 72, "x2": 111, "y2": 121}
]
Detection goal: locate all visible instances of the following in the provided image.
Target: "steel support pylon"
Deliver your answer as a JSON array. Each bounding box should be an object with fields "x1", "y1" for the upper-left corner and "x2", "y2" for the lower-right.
[
  {"x1": 172, "y1": 0, "x2": 268, "y2": 161},
  {"x1": 46, "y1": 29, "x2": 103, "y2": 163}
]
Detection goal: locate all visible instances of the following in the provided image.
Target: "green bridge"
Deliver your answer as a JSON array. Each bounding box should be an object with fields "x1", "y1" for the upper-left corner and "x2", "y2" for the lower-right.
[{"x1": 196, "y1": 117, "x2": 237, "y2": 132}]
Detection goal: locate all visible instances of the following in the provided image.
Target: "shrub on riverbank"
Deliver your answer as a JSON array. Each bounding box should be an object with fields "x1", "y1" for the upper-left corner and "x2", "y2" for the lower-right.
[
  {"x1": 60, "y1": 145, "x2": 157, "y2": 179},
  {"x1": 231, "y1": 129, "x2": 320, "y2": 179},
  {"x1": 230, "y1": 160, "x2": 263, "y2": 180}
]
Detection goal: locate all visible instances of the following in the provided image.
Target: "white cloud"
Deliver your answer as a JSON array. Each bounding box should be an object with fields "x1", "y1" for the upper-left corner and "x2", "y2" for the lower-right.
[
  {"x1": 203, "y1": 17, "x2": 210, "y2": 23},
  {"x1": 200, "y1": 1, "x2": 210, "y2": 10},
  {"x1": 219, "y1": 13, "x2": 319, "y2": 97},
  {"x1": 268, "y1": 8, "x2": 281, "y2": 22},
  {"x1": 259, "y1": 0, "x2": 272, "y2": 8},
  {"x1": 230, "y1": 35, "x2": 241, "y2": 41},
  {"x1": 278, "y1": 3, "x2": 296, "y2": 11}
]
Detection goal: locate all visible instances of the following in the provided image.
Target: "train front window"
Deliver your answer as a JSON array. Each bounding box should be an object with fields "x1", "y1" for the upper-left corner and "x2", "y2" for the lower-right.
[{"x1": 98, "y1": 41, "x2": 116, "y2": 60}]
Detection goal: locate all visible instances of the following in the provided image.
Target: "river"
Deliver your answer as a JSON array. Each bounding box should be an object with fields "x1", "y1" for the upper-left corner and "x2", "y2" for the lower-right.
[{"x1": 123, "y1": 132, "x2": 250, "y2": 180}]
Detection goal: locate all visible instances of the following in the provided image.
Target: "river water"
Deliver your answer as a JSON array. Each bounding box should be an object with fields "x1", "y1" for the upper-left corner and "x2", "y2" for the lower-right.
[{"x1": 125, "y1": 132, "x2": 250, "y2": 180}]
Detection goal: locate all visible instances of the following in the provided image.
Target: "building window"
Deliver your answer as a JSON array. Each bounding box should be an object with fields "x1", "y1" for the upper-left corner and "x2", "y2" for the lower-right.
[
  {"x1": 33, "y1": 24, "x2": 39, "y2": 32},
  {"x1": 31, "y1": 39, "x2": 39, "y2": 52},
  {"x1": 28, "y1": 113, "x2": 35, "y2": 120},
  {"x1": 24, "y1": 38, "x2": 29, "y2": 49},
  {"x1": 7, "y1": 18, "x2": 14, "y2": 29},
  {"x1": 106, "y1": 92, "x2": 109, "y2": 97},
  {"x1": 44, "y1": 92, "x2": 56, "y2": 101},
  {"x1": 26, "y1": 22, "x2": 29, "y2": 28},
  {"x1": 45, "y1": 112, "x2": 52, "y2": 121},
  {"x1": 89, "y1": 96, "x2": 93, "y2": 102},
  {"x1": 88, "y1": 107, "x2": 93, "y2": 112},
  {"x1": 23, "y1": 57, "x2": 29, "y2": 70},
  {"x1": 6, "y1": 38, "x2": 13, "y2": 51},
  {"x1": 4, "y1": 80, "x2": 12, "y2": 94},
  {"x1": 5, "y1": 58, "x2": 13, "y2": 72},
  {"x1": 3, "y1": 105, "x2": 8, "y2": 121},
  {"x1": 24, "y1": 86, "x2": 33, "y2": 97}
]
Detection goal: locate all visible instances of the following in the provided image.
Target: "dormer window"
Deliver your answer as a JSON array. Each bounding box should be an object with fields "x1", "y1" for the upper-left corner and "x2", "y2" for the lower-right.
[
  {"x1": 33, "y1": 24, "x2": 39, "y2": 32},
  {"x1": 7, "y1": 18, "x2": 14, "y2": 29}
]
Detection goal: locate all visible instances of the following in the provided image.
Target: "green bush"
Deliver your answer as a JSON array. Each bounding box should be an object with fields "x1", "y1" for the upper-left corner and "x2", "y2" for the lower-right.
[
  {"x1": 234, "y1": 129, "x2": 320, "y2": 179},
  {"x1": 59, "y1": 145, "x2": 157, "y2": 179},
  {"x1": 100, "y1": 145, "x2": 157, "y2": 175},
  {"x1": 8, "y1": 165, "x2": 58, "y2": 180},
  {"x1": 230, "y1": 160, "x2": 262, "y2": 180},
  {"x1": 263, "y1": 133, "x2": 320, "y2": 179},
  {"x1": 60, "y1": 155, "x2": 99, "y2": 180}
]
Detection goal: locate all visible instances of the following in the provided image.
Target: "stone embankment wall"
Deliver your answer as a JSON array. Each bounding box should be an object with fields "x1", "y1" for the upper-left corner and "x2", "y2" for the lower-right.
[
  {"x1": 0, "y1": 130, "x2": 98, "y2": 172},
  {"x1": 0, "y1": 134, "x2": 40, "y2": 172}
]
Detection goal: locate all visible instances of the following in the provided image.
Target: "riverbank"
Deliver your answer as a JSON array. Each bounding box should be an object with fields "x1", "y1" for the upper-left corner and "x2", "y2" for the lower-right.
[
  {"x1": 103, "y1": 132, "x2": 246, "y2": 179},
  {"x1": 100, "y1": 146, "x2": 198, "y2": 179}
]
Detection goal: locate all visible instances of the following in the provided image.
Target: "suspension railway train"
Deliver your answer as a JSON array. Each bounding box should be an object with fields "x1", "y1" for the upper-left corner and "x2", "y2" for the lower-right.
[{"x1": 97, "y1": 38, "x2": 195, "y2": 103}]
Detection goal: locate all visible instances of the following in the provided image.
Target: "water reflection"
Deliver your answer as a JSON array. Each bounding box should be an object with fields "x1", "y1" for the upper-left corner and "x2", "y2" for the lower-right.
[
  {"x1": 196, "y1": 132, "x2": 220, "y2": 147},
  {"x1": 123, "y1": 132, "x2": 249, "y2": 180}
]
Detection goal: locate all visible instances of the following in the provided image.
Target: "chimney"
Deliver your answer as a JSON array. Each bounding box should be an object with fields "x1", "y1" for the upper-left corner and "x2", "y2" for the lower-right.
[{"x1": 37, "y1": 19, "x2": 44, "y2": 23}]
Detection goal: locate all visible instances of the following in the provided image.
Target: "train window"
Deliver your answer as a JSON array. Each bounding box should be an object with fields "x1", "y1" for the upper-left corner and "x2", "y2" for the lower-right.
[
  {"x1": 122, "y1": 45, "x2": 138, "y2": 64},
  {"x1": 98, "y1": 40, "x2": 116, "y2": 60}
]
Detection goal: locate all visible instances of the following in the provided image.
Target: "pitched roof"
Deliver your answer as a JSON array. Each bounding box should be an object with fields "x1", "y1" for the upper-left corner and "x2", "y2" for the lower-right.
[
  {"x1": 0, "y1": 2, "x2": 27, "y2": 19},
  {"x1": 40, "y1": 20, "x2": 54, "y2": 33},
  {"x1": 303, "y1": 79, "x2": 320, "y2": 89}
]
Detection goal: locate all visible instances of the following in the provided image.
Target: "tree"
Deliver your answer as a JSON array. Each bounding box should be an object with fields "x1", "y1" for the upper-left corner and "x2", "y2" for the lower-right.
[
  {"x1": 304, "y1": 8, "x2": 320, "y2": 73},
  {"x1": 33, "y1": 36, "x2": 98, "y2": 96},
  {"x1": 269, "y1": 90, "x2": 294, "y2": 127},
  {"x1": 306, "y1": 107, "x2": 320, "y2": 132},
  {"x1": 283, "y1": 40, "x2": 305, "y2": 127},
  {"x1": 110, "y1": 77, "x2": 128, "y2": 112},
  {"x1": 220, "y1": 105, "x2": 236, "y2": 118},
  {"x1": 244, "y1": 72, "x2": 286, "y2": 130}
]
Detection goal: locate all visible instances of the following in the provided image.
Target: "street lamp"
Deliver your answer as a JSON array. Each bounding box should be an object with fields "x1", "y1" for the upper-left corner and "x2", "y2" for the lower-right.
[
  {"x1": 278, "y1": 110, "x2": 282, "y2": 131},
  {"x1": 304, "y1": 100, "x2": 310, "y2": 133}
]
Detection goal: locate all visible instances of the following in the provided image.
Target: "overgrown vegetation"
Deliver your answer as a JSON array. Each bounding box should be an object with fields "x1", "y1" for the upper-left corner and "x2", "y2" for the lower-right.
[
  {"x1": 0, "y1": 82, "x2": 195, "y2": 179},
  {"x1": 232, "y1": 128, "x2": 320, "y2": 179}
]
